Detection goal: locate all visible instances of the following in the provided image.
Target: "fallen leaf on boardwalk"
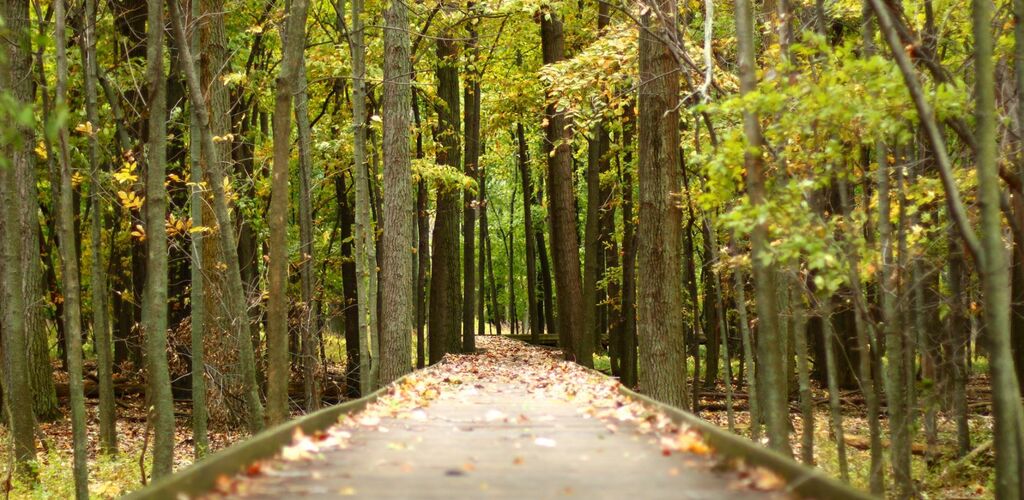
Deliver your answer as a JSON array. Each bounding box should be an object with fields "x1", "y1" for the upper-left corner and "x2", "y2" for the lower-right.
[
  {"x1": 534, "y1": 437, "x2": 557, "y2": 447},
  {"x1": 338, "y1": 486, "x2": 357, "y2": 495},
  {"x1": 462, "y1": 462, "x2": 476, "y2": 472},
  {"x1": 281, "y1": 429, "x2": 320, "y2": 461},
  {"x1": 359, "y1": 415, "x2": 381, "y2": 426},
  {"x1": 746, "y1": 467, "x2": 785, "y2": 491},
  {"x1": 513, "y1": 456, "x2": 524, "y2": 465},
  {"x1": 485, "y1": 409, "x2": 506, "y2": 422},
  {"x1": 410, "y1": 409, "x2": 428, "y2": 421}
]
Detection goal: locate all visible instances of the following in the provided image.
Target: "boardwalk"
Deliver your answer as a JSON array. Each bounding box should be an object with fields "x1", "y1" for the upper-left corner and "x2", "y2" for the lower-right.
[{"x1": 207, "y1": 338, "x2": 786, "y2": 499}]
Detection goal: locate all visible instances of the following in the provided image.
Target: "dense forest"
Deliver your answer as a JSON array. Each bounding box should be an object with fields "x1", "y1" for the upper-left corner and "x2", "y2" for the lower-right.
[{"x1": 0, "y1": 0, "x2": 1022, "y2": 497}]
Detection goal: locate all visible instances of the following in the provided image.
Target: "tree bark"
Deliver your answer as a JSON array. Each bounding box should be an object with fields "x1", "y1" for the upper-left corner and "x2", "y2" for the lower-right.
[
  {"x1": 142, "y1": 0, "x2": 175, "y2": 477},
  {"x1": 540, "y1": 11, "x2": 590, "y2": 366},
  {"x1": 346, "y1": 0, "x2": 379, "y2": 393},
  {"x1": 636, "y1": 0, "x2": 686, "y2": 407},
  {"x1": 735, "y1": 0, "x2": 789, "y2": 455},
  {"x1": 379, "y1": 0, "x2": 414, "y2": 384},
  {"x1": 463, "y1": 3, "x2": 480, "y2": 351},
  {"x1": 169, "y1": 0, "x2": 265, "y2": 433},
  {"x1": 267, "y1": 0, "x2": 309, "y2": 426},
  {"x1": 517, "y1": 123, "x2": 540, "y2": 341},
  {"x1": 429, "y1": 36, "x2": 463, "y2": 364}
]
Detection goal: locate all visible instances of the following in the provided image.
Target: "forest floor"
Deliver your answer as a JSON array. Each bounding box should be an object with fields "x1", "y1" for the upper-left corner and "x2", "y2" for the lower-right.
[{"x1": 0, "y1": 336, "x2": 999, "y2": 499}]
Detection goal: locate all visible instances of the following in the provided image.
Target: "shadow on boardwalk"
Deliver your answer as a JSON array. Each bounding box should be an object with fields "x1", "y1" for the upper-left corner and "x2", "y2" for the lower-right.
[{"x1": 206, "y1": 337, "x2": 788, "y2": 499}]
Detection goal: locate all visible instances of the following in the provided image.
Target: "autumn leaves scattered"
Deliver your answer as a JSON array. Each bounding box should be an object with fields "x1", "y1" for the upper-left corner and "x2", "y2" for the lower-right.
[{"x1": 212, "y1": 337, "x2": 786, "y2": 495}]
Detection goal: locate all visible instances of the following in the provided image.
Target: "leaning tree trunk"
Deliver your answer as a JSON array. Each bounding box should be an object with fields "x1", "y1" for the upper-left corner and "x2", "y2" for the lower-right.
[
  {"x1": 636, "y1": 0, "x2": 687, "y2": 407},
  {"x1": 169, "y1": 0, "x2": 265, "y2": 433}
]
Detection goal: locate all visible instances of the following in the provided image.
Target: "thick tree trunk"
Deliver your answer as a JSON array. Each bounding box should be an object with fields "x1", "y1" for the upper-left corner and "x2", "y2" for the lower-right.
[
  {"x1": 379, "y1": 0, "x2": 414, "y2": 384},
  {"x1": 636, "y1": 0, "x2": 686, "y2": 407},
  {"x1": 429, "y1": 37, "x2": 463, "y2": 364},
  {"x1": 540, "y1": 11, "x2": 590, "y2": 366}
]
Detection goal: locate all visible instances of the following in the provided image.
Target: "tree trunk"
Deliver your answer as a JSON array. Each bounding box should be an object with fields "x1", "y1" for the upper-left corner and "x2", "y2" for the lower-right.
[
  {"x1": 141, "y1": 0, "x2": 175, "y2": 476},
  {"x1": 735, "y1": 0, "x2": 789, "y2": 455},
  {"x1": 79, "y1": 0, "x2": 117, "y2": 454},
  {"x1": 414, "y1": 93, "x2": 429, "y2": 369},
  {"x1": 295, "y1": 58, "x2": 321, "y2": 411},
  {"x1": 53, "y1": 0, "x2": 86, "y2": 489},
  {"x1": 429, "y1": 37, "x2": 463, "y2": 364},
  {"x1": 636, "y1": 0, "x2": 686, "y2": 407},
  {"x1": 170, "y1": 0, "x2": 265, "y2": 433},
  {"x1": 379, "y1": 0, "x2": 414, "y2": 384},
  {"x1": 974, "y1": 1, "x2": 1024, "y2": 496},
  {"x1": 267, "y1": 0, "x2": 309, "y2": 426},
  {"x1": 345, "y1": 0, "x2": 379, "y2": 393},
  {"x1": 517, "y1": 123, "x2": 540, "y2": 341},
  {"x1": 187, "y1": 0, "x2": 209, "y2": 454},
  {"x1": 619, "y1": 106, "x2": 637, "y2": 387},
  {"x1": 540, "y1": 11, "x2": 590, "y2": 366},
  {"x1": 463, "y1": 4, "x2": 480, "y2": 351}
]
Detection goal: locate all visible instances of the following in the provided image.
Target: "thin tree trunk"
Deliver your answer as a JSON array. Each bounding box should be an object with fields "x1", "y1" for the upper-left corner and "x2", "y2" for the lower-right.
[
  {"x1": 517, "y1": 123, "x2": 540, "y2": 341},
  {"x1": 792, "y1": 291, "x2": 813, "y2": 465},
  {"x1": 141, "y1": 0, "x2": 174, "y2": 477},
  {"x1": 54, "y1": 0, "x2": 87, "y2": 490},
  {"x1": 80, "y1": 0, "x2": 116, "y2": 453},
  {"x1": 822, "y1": 300, "x2": 849, "y2": 481},
  {"x1": 620, "y1": 106, "x2": 637, "y2": 387},
  {"x1": 463, "y1": 2, "x2": 480, "y2": 350},
  {"x1": 735, "y1": 0, "x2": 789, "y2": 455},
  {"x1": 188, "y1": 0, "x2": 208, "y2": 452},
  {"x1": 345, "y1": 0, "x2": 378, "y2": 393},
  {"x1": 295, "y1": 57, "x2": 320, "y2": 411},
  {"x1": 267, "y1": 0, "x2": 309, "y2": 425},
  {"x1": 974, "y1": 1, "x2": 1024, "y2": 496},
  {"x1": 839, "y1": 177, "x2": 884, "y2": 494},
  {"x1": 733, "y1": 256, "x2": 759, "y2": 441},
  {"x1": 414, "y1": 93, "x2": 429, "y2": 369}
]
